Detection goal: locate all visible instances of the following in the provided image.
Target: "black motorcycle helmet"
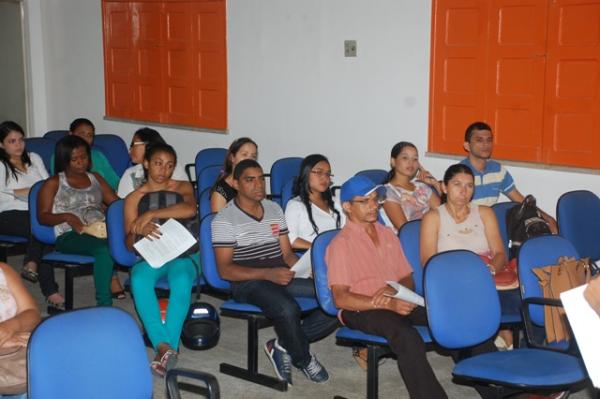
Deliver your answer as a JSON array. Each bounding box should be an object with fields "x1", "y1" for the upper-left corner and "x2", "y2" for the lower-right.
[{"x1": 181, "y1": 302, "x2": 220, "y2": 350}]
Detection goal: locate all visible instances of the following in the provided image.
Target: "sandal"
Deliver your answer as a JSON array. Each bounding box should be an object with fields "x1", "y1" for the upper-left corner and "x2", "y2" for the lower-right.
[
  {"x1": 111, "y1": 290, "x2": 126, "y2": 300},
  {"x1": 20, "y1": 268, "x2": 39, "y2": 283},
  {"x1": 46, "y1": 297, "x2": 65, "y2": 315},
  {"x1": 150, "y1": 360, "x2": 166, "y2": 377},
  {"x1": 150, "y1": 348, "x2": 178, "y2": 378}
]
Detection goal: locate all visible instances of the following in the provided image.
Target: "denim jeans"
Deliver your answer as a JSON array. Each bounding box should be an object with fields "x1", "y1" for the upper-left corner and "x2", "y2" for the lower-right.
[{"x1": 231, "y1": 277, "x2": 338, "y2": 368}]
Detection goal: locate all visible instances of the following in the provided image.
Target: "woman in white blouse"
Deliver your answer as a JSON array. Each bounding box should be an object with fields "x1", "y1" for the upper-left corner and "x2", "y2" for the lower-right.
[
  {"x1": 285, "y1": 154, "x2": 344, "y2": 277},
  {"x1": 0, "y1": 122, "x2": 49, "y2": 281}
]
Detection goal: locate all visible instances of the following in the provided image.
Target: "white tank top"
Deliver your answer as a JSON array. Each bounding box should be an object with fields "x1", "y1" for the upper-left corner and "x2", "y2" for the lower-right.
[
  {"x1": 437, "y1": 203, "x2": 490, "y2": 255},
  {"x1": 0, "y1": 267, "x2": 17, "y2": 322}
]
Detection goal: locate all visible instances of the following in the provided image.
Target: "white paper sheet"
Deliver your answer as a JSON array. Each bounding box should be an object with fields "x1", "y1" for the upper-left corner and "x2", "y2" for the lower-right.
[
  {"x1": 561, "y1": 284, "x2": 600, "y2": 388},
  {"x1": 290, "y1": 249, "x2": 312, "y2": 279},
  {"x1": 133, "y1": 218, "x2": 197, "y2": 269},
  {"x1": 385, "y1": 280, "x2": 425, "y2": 307}
]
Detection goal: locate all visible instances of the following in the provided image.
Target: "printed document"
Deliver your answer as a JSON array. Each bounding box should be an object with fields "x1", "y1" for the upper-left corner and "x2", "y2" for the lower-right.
[
  {"x1": 561, "y1": 284, "x2": 600, "y2": 388},
  {"x1": 133, "y1": 218, "x2": 197, "y2": 269},
  {"x1": 385, "y1": 280, "x2": 425, "y2": 306},
  {"x1": 290, "y1": 249, "x2": 312, "y2": 278}
]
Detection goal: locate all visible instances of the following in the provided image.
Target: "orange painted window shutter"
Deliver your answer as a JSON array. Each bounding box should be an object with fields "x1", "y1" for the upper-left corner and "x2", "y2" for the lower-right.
[
  {"x1": 102, "y1": 0, "x2": 227, "y2": 130},
  {"x1": 429, "y1": 0, "x2": 600, "y2": 169}
]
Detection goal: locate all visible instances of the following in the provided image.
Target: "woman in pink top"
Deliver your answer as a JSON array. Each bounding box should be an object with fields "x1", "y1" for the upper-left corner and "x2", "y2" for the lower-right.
[
  {"x1": 420, "y1": 164, "x2": 519, "y2": 348},
  {"x1": 381, "y1": 142, "x2": 441, "y2": 232}
]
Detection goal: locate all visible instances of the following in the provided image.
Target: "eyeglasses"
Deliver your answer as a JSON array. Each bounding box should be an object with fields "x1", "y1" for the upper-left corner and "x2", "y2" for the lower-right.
[
  {"x1": 130, "y1": 141, "x2": 148, "y2": 148},
  {"x1": 310, "y1": 170, "x2": 334, "y2": 178}
]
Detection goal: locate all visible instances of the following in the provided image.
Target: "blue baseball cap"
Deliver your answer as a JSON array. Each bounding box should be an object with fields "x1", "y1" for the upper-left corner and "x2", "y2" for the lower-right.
[{"x1": 340, "y1": 175, "x2": 385, "y2": 203}]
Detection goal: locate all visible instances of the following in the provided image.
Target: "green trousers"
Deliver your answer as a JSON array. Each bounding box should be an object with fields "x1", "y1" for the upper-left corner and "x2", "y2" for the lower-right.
[{"x1": 55, "y1": 231, "x2": 113, "y2": 306}]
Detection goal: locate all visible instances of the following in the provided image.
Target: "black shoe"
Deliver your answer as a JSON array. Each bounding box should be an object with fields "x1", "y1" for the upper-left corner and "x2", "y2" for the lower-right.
[
  {"x1": 21, "y1": 268, "x2": 39, "y2": 283},
  {"x1": 46, "y1": 298, "x2": 65, "y2": 315}
]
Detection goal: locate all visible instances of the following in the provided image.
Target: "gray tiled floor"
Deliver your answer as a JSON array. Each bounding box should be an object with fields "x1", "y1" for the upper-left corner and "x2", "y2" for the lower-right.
[{"x1": 6, "y1": 254, "x2": 596, "y2": 399}]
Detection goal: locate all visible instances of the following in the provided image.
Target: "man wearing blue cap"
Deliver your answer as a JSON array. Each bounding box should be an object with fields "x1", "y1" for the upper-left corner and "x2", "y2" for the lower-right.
[{"x1": 326, "y1": 175, "x2": 447, "y2": 399}]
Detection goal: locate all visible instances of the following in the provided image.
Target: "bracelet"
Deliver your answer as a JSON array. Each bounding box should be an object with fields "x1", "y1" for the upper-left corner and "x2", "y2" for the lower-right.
[{"x1": 486, "y1": 264, "x2": 496, "y2": 275}]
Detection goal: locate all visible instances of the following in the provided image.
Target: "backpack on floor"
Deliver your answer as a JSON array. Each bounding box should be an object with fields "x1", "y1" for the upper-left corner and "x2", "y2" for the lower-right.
[{"x1": 506, "y1": 194, "x2": 552, "y2": 259}]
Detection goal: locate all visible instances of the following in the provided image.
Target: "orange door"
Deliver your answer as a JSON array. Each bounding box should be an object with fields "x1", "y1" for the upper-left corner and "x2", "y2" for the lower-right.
[
  {"x1": 485, "y1": 0, "x2": 548, "y2": 162},
  {"x1": 429, "y1": 0, "x2": 489, "y2": 154},
  {"x1": 542, "y1": 0, "x2": 600, "y2": 168}
]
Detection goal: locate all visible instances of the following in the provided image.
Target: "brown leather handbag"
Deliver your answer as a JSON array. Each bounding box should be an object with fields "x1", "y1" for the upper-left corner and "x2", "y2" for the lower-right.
[{"x1": 0, "y1": 344, "x2": 27, "y2": 395}]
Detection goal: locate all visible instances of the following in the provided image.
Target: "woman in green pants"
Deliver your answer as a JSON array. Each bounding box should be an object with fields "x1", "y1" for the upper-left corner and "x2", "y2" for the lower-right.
[
  {"x1": 38, "y1": 135, "x2": 118, "y2": 306},
  {"x1": 124, "y1": 143, "x2": 197, "y2": 377}
]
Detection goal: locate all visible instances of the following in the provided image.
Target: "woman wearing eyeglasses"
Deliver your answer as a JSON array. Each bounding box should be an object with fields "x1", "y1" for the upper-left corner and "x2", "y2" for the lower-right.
[{"x1": 117, "y1": 127, "x2": 188, "y2": 198}]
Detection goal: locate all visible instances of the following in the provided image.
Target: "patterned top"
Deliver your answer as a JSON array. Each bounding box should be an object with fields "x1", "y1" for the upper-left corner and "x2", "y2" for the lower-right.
[
  {"x1": 52, "y1": 172, "x2": 104, "y2": 237},
  {"x1": 384, "y1": 181, "x2": 433, "y2": 222},
  {"x1": 212, "y1": 199, "x2": 288, "y2": 272},
  {"x1": 0, "y1": 267, "x2": 17, "y2": 322},
  {"x1": 212, "y1": 178, "x2": 237, "y2": 203},
  {"x1": 437, "y1": 203, "x2": 490, "y2": 255},
  {"x1": 460, "y1": 158, "x2": 515, "y2": 206}
]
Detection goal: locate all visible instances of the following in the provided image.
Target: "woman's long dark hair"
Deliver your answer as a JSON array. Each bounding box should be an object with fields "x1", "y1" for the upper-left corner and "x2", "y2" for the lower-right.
[
  {"x1": 293, "y1": 154, "x2": 340, "y2": 235},
  {"x1": 0, "y1": 121, "x2": 31, "y2": 184},
  {"x1": 54, "y1": 135, "x2": 91, "y2": 174},
  {"x1": 383, "y1": 141, "x2": 417, "y2": 184},
  {"x1": 440, "y1": 163, "x2": 474, "y2": 203}
]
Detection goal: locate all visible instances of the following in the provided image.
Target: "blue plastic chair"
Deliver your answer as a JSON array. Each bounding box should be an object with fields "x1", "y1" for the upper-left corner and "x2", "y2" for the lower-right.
[
  {"x1": 280, "y1": 177, "x2": 295, "y2": 211},
  {"x1": 492, "y1": 201, "x2": 519, "y2": 256},
  {"x1": 198, "y1": 164, "x2": 223, "y2": 195},
  {"x1": 93, "y1": 134, "x2": 130, "y2": 176},
  {"x1": 200, "y1": 213, "x2": 317, "y2": 391},
  {"x1": 311, "y1": 229, "x2": 432, "y2": 399},
  {"x1": 398, "y1": 220, "x2": 424, "y2": 295},
  {"x1": 517, "y1": 235, "x2": 580, "y2": 350},
  {"x1": 186, "y1": 148, "x2": 227, "y2": 185},
  {"x1": 425, "y1": 249, "x2": 586, "y2": 396},
  {"x1": 269, "y1": 157, "x2": 302, "y2": 206},
  {"x1": 557, "y1": 190, "x2": 600, "y2": 262},
  {"x1": 198, "y1": 188, "x2": 213, "y2": 221},
  {"x1": 29, "y1": 181, "x2": 95, "y2": 309},
  {"x1": 43, "y1": 130, "x2": 68, "y2": 141},
  {"x1": 28, "y1": 307, "x2": 219, "y2": 399},
  {"x1": 354, "y1": 169, "x2": 388, "y2": 185},
  {"x1": 25, "y1": 137, "x2": 55, "y2": 173},
  {"x1": 0, "y1": 235, "x2": 28, "y2": 263}
]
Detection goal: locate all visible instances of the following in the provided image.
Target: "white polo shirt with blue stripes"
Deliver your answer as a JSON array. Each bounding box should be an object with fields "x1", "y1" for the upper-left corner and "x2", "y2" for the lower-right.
[{"x1": 460, "y1": 157, "x2": 516, "y2": 206}]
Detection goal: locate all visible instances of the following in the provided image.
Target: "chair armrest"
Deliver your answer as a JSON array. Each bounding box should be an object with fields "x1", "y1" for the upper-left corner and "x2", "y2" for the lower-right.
[
  {"x1": 331, "y1": 185, "x2": 341, "y2": 197},
  {"x1": 185, "y1": 164, "x2": 196, "y2": 185},
  {"x1": 521, "y1": 296, "x2": 577, "y2": 354},
  {"x1": 166, "y1": 368, "x2": 220, "y2": 399}
]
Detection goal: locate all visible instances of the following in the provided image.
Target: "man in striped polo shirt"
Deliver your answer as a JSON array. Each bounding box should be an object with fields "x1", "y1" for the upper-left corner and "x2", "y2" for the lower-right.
[
  {"x1": 460, "y1": 121, "x2": 557, "y2": 232},
  {"x1": 211, "y1": 159, "x2": 337, "y2": 385}
]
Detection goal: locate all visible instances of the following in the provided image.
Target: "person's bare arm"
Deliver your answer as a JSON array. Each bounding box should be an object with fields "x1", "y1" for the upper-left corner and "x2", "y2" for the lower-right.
[
  {"x1": 479, "y1": 206, "x2": 508, "y2": 272},
  {"x1": 214, "y1": 247, "x2": 294, "y2": 285},
  {"x1": 0, "y1": 264, "x2": 40, "y2": 347},
  {"x1": 420, "y1": 210, "x2": 440, "y2": 265},
  {"x1": 291, "y1": 237, "x2": 312, "y2": 250},
  {"x1": 210, "y1": 191, "x2": 227, "y2": 213},
  {"x1": 382, "y1": 201, "x2": 408, "y2": 230},
  {"x1": 124, "y1": 191, "x2": 147, "y2": 250},
  {"x1": 331, "y1": 284, "x2": 416, "y2": 316},
  {"x1": 279, "y1": 234, "x2": 299, "y2": 267},
  {"x1": 507, "y1": 188, "x2": 557, "y2": 234},
  {"x1": 38, "y1": 176, "x2": 84, "y2": 233}
]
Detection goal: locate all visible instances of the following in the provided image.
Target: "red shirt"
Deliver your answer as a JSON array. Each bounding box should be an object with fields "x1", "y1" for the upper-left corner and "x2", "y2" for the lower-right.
[{"x1": 326, "y1": 220, "x2": 413, "y2": 297}]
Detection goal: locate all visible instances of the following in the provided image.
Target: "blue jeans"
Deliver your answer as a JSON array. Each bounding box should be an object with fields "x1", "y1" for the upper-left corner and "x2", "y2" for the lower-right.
[
  {"x1": 231, "y1": 278, "x2": 338, "y2": 368},
  {"x1": 498, "y1": 288, "x2": 521, "y2": 316},
  {"x1": 131, "y1": 257, "x2": 196, "y2": 352}
]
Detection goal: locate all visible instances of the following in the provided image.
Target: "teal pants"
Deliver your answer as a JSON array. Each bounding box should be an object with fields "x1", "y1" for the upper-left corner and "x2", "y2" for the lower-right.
[
  {"x1": 55, "y1": 231, "x2": 113, "y2": 306},
  {"x1": 131, "y1": 257, "x2": 196, "y2": 351}
]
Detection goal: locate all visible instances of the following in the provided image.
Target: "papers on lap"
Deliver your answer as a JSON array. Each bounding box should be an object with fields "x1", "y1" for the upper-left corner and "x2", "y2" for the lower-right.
[
  {"x1": 133, "y1": 218, "x2": 197, "y2": 268},
  {"x1": 385, "y1": 280, "x2": 425, "y2": 307},
  {"x1": 561, "y1": 284, "x2": 600, "y2": 388}
]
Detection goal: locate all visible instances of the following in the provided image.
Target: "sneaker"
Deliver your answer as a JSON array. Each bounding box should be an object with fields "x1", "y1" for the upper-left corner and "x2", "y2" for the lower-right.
[
  {"x1": 264, "y1": 339, "x2": 293, "y2": 385},
  {"x1": 300, "y1": 354, "x2": 329, "y2": 383}
]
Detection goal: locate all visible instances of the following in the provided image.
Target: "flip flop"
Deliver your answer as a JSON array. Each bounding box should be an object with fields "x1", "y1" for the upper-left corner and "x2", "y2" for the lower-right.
[
  {"x1": 150, "y1": 360, "x2": 166, "y2": 377},
  {"x1": 161, "y1": 349, "x2": 178, "y2": 372},
  {"x1": 111, "y1": 290, "x2": 127, "y2": 300},
  {"x1": 20, "y1": 268, "x2": 39, "y2": 283}
]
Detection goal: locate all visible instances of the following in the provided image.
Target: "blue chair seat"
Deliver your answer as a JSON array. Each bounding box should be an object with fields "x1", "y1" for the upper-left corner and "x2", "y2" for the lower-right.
[
  {"x1": 0, "y1": 235, "x2": 28, "y2": 244},
  {"x1": 500, "y1": 313, "x2": 522, "y2": 324},
  {"x1": 43, "y1": 251, "x2": 95, "y2": 265},
  {"x1": 454, "y1": 349, "x2": 585, "y2": 387},
  {"x1": 337, "y1": 325, "x2": 432, "y2": 345}
]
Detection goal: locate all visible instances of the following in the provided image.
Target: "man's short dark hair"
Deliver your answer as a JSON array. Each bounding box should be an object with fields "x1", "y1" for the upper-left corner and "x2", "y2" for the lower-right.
[
  {"x1": 465, "y1": 121, "x2": 492, "y2": 142},
  {"x1": 233, "y1": 159, "x2": 262, "y2": 180}
]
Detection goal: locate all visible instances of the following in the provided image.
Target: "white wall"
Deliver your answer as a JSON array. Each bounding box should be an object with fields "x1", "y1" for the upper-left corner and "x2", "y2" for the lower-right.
[{"x1": 25, "y1": 0, "x2": 600, "y2": 215}]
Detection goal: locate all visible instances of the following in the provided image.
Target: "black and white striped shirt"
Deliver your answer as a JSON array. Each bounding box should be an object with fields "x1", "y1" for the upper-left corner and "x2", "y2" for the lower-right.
[{"x1": 212, "y1": 199, "x2": 289, "y2": 269}]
